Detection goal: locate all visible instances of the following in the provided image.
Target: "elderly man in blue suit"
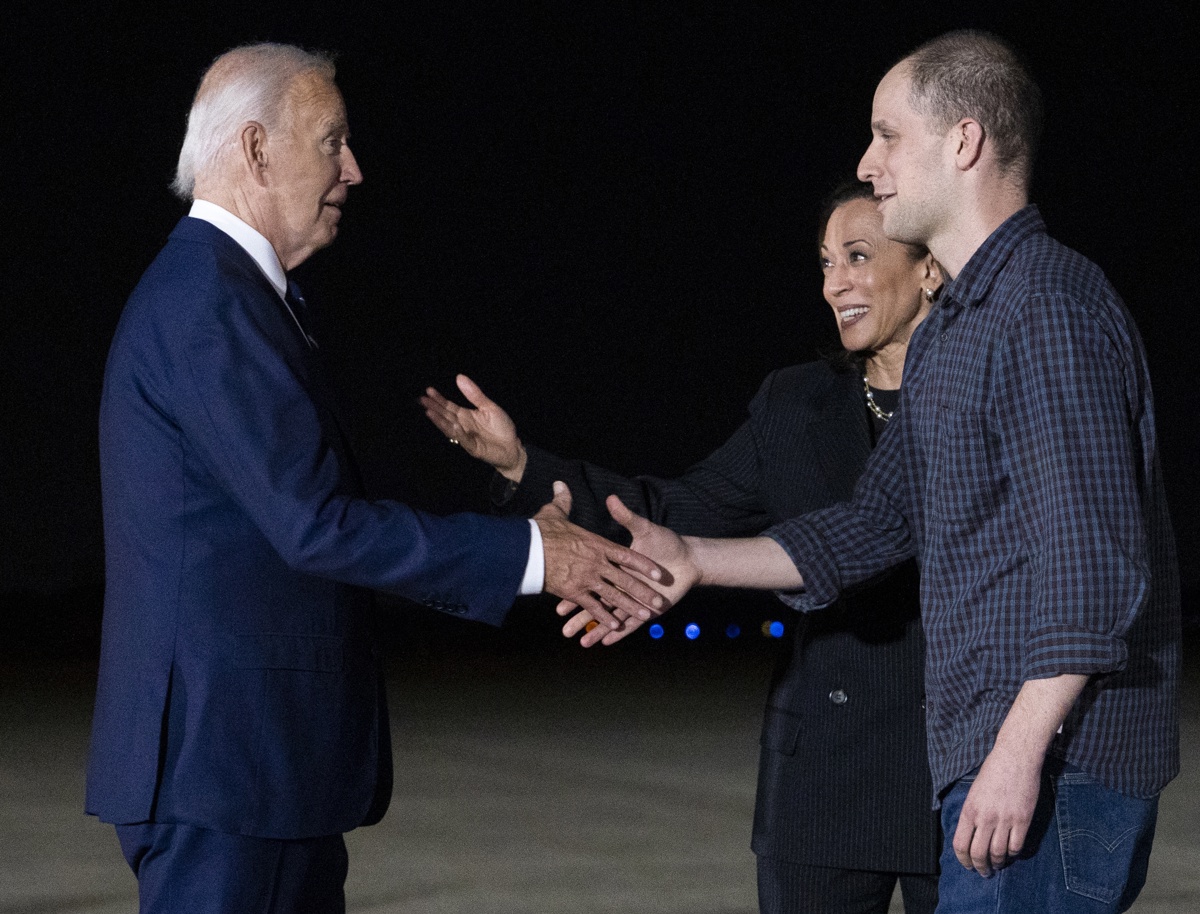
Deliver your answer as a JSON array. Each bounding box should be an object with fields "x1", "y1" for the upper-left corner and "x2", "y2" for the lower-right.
[{"x1": 87, "y1": 43, "x2": 666, "y2": 913}]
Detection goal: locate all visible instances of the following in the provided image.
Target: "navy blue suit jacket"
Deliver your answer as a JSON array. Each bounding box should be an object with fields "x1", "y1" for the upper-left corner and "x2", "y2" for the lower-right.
[{"x1": 87, "y1": 217, "x2": 530, "y2": 839}]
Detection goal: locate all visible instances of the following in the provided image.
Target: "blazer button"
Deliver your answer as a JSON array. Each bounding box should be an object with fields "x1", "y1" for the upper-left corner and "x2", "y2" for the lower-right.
[{"x1": 829, "y1": 688, "x2": 848, "y2": 706}]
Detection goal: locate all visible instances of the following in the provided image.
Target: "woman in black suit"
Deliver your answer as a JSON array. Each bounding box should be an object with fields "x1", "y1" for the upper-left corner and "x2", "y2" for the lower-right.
[{"x1": 423, "y1": 181, "x2": 944, "y2": 914}]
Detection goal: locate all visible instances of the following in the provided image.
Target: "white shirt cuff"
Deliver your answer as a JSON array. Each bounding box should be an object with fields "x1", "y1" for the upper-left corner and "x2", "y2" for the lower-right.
[{"x1": 519, "y1": 519, "x2": 545, "y2": 595}]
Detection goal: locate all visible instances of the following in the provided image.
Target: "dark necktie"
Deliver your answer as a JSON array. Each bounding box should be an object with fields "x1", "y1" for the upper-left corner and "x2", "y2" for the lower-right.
[
  {"x1": 284, "y1": 280, "x2": 317, "y2": 350},
  {"x1": 284, "y1": 282, "x2": 365, "y2": 492}
]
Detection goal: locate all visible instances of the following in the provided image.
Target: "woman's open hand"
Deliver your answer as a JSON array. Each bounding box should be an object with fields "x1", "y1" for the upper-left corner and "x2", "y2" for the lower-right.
[{"x1": 420, "y1": 374, "x2": 527, "y2": 481}]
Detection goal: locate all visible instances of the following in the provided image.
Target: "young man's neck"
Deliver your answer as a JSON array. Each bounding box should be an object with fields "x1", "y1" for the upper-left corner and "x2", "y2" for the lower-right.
[{"x1": 931, "y1": 186, "x2": 1028, "y2": 279}]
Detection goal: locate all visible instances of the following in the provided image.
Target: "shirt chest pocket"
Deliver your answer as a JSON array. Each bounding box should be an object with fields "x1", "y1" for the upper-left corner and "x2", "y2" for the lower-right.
[{"x1": 927, "y1": 406, "x2": 1005, "y2": 532}]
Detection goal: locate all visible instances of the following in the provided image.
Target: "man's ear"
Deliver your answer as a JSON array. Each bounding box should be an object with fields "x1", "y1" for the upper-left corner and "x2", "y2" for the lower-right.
[
  {"x1": 952, "y1": 118, "x2": 985, "y2": 171},
  {"x1": 239, "y1": 122, "x2": 269, "y2": 185}
]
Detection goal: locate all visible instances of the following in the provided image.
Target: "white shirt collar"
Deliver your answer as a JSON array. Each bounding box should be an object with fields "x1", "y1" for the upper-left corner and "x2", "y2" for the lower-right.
[{"x1": 188, "y1": 200, "x2": 288, "y2": 300}]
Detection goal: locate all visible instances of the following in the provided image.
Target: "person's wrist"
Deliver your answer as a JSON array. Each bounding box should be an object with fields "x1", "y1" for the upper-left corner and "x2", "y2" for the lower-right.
[
  {"x1": 499, "y1": 442, "x2": 527, "y2": 483},
  {"x1": 682, "y1": 536, "x2": 705, "y2": 586}
]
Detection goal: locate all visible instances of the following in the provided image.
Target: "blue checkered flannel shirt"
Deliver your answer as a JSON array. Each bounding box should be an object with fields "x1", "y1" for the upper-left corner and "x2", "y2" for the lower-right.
[{"x1": 768, "y1": 206, "x2": 1180, "y2": 802}]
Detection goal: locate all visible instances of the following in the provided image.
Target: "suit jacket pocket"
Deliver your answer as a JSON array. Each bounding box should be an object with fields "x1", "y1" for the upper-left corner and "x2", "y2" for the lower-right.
[
  {"x1": 227, "y1": 632, "x2": 344, "y2": 672},
  {"x1": 760, "y1": 706, "x2": 803, "y2": 756}
]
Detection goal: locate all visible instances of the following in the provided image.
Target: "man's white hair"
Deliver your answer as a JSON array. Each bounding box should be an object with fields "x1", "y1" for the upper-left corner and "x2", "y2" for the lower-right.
[{"x1": 171, "y1": 43, "x2": 336, "y2": 201}]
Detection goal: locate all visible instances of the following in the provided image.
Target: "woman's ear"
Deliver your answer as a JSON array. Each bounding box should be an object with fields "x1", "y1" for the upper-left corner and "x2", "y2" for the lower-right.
[{"x1": 925, "y1": 256, "x2": 945, "y2": 294}]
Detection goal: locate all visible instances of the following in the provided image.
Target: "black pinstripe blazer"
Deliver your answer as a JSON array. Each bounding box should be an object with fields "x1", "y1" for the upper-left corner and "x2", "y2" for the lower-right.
[{"x1": 503, "y1": 360, "x2": 940, "y2": 872}]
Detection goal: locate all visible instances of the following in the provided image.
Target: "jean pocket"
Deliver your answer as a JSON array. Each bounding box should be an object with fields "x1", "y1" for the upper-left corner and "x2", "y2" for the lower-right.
[{"x1": 1056, "y1": 771, "x2": 1157, "y2": 905}]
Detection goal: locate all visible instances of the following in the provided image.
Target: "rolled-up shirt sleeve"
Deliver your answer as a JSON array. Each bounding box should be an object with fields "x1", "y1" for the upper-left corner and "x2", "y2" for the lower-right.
[{"x1": 999, "y1": 290, "x2": 1149, "y2": 679}]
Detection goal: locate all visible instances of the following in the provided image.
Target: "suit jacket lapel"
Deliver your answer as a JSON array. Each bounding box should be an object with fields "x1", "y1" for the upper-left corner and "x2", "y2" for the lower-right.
[
  {"x1": 807, "y1": 369, "x2": 872, "y2": 503},
  {"x1": 206, "y1": 237, "x2": 365, "y2": 498},
  {"x1": 282, "y1": 300, "x2": 367, "y2": 497}
]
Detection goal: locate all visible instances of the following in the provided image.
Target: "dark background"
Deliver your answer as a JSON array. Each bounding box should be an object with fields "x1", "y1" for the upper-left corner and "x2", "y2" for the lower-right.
[{"x1": 4, "y1": 0, "x2": 1196, "y2": 656}]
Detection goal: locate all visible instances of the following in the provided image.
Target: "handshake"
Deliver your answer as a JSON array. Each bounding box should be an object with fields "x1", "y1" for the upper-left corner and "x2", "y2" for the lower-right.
[
  {"x1": 423, "y1": 372, "x2": 701, "y2": 646},
  {"x1": 534, "y1": 480, "x2": 701, "y2": 648},
  {"x1": 424, "y1": 373, "x2": 803, "y2": 647}
]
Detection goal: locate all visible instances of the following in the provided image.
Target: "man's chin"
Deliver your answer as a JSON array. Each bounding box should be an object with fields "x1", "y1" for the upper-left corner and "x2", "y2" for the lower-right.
[
  {"x1": 283, "y1": 233, "x2": 337, "y2": 270},
  {"x1": 881, "y1": 213, "x2": 923, "y2": 247},
  {"x1": 879, "y1": 208, "x2": 902, "y2": 236}
]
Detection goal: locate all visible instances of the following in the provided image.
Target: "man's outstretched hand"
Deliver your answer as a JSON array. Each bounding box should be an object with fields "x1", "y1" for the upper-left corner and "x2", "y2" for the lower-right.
[
  {"x1": 535, "y1": 483, "x2": 671, "y2": 631},
  {"x1": 558, "y1": 494, "x2": 701, "y2": 647}
]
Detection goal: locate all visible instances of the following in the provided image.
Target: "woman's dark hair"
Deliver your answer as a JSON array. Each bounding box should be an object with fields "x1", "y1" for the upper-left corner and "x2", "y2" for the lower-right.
[
  {"x1": 817, "y1": 180, "x2": 878, "y2": 248},
  {"x1": 816, "y1": 179, "x2": 929, "y2": 262}
]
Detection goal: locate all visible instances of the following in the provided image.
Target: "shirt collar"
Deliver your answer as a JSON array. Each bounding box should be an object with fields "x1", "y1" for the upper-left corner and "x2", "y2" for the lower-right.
[
  {"x1": 188, "y1": 200, "x2": 288, "y2": 300},
  {"x1": 940, "y1": 204, "x2": 1046, "y2": 310}
]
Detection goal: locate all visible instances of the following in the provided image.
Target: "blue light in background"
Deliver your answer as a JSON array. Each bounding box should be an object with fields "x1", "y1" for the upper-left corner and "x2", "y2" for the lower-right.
[
  {"x1": 769, "y1": 620, "x2": 785, "y2": 638},
  {"x1": 725, "y1": 623, "x2": 741, "y2": 639},
  {"x1": 684, "y1": 623, "x2": 700, "y2": 640},
  {"x1": 648, "y1": 623, "x2": 664, "y2": 639}
]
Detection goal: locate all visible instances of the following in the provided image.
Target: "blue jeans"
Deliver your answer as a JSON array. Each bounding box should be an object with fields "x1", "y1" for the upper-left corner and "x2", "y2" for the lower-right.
[{"x1": 937, "y1": 761, "x2": 1157, "y2": 913}]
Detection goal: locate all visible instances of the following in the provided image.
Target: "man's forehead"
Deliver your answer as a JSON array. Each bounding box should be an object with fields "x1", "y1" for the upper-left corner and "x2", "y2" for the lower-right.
[
  {"x1": 873, "y1": 63, "x2": 913, "y2": 112},
  {"x1": 285, "y1": 72, "x2": 347, "y2": 124},
  {"x1": 872, "y1": 63, "x2": 931, "y2": 134}
]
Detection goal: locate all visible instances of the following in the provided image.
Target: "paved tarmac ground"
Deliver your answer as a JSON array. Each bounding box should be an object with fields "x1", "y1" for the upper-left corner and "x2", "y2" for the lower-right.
[{"x1": 1, "y1": 631, "x2": 1196, "y2": 914}]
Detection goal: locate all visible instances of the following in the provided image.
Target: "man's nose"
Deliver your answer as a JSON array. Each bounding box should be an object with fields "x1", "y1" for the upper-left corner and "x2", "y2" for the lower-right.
[
  {"x1": 857, "y1": 143, "x2": 879, "y2": 183},
  {"x1": 341, "y1": 145, "x2": 364, "y2": 185}
]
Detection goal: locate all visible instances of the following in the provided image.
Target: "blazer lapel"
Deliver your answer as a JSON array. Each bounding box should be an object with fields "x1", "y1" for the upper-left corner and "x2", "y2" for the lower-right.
[
  {"x1": 287, "y1": 314, "x2": 367, "y2": 497},
  {"x1": 807, "y1": 369, "x2": 872, "y2": 503}
]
